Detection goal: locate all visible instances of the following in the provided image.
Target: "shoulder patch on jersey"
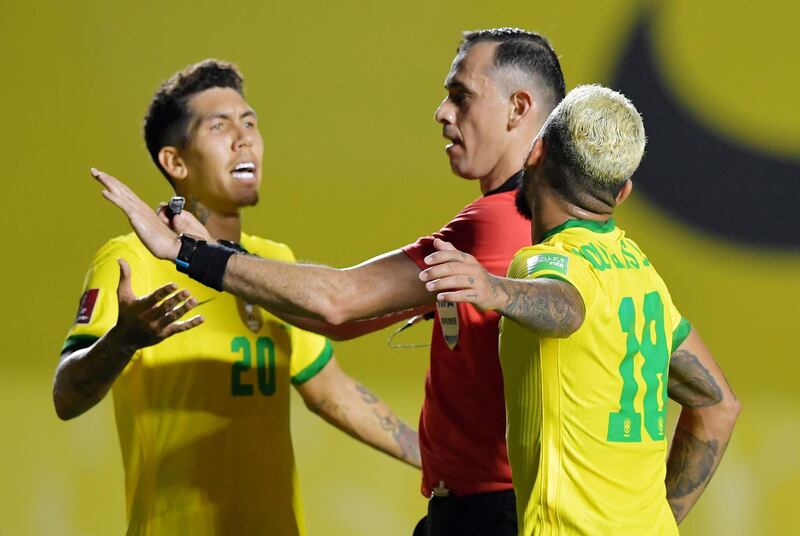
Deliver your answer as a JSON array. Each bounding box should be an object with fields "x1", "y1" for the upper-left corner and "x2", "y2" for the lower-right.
[
  {"x1": 75, "y1": 289, "x2": 99, "y2": 324},
  {"x1": 527, "y1": 253, "x2": 569, "y2": 276}
]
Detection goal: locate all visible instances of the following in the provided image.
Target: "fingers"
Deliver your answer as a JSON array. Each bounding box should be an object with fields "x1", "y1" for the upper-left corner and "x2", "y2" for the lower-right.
[
  {"x1": 155, "y1": 296, "x2": 199, "y2": 329},
  {"x1": 117, "y1": 259, "x2": 134, "y2": 302},
  {"x1": 162, "y1": 314, "x2": 205, "y2": 337},
  {"x1": 91, "y1": 168, "x2": 150, "y2": 214},
  {"x1": 432, "y1": 238, "x2": 457, "y2": 251},
  {"x1": 139, "y1": 283, "x2": 180, "y2": 309},
  {"x1": 172, "y1": 212, "x2": 213, "y2": 241},
  {"x1": 423, "y1": 249, "x2": 472, "y2": 267},
  {"x1": 144, "y1": 290, "x2": 190, "y2": 319},
  {"x1": 423, "y1": 274, "x2": 476, "y2": 292},
  {"x1": 155, "y1": 203, "x2": 171, "y2": 225},
  {"x1": 435, "y1": 290, "x2": 480, "y2": 304}
]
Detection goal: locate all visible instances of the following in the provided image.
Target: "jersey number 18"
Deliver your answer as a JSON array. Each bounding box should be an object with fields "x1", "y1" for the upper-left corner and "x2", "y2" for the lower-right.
[{"x1": 608, "y1": 291, "x2": 669, "y2": 442}]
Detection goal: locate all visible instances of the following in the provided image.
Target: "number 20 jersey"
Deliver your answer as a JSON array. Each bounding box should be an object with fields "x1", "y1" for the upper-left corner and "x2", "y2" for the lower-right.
[
  {"x1": 62, "y1": 233, "x2": 332, "y2": 536},
  {"x1": 499, "y1": 219, "x2": 691, "y2": 535}
]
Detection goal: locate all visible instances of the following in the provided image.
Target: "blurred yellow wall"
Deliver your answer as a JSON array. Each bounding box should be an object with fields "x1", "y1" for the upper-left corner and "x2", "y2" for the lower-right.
[{"x1": 1, "y1": 1, "x2": 797, "y2": 534}]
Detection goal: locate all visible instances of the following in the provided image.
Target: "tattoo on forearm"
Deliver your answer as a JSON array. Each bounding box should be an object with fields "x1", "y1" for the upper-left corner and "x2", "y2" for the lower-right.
[
  {"x1": 665, "y1": 426, "x2": 719, "y2": 502},
  {"x1": 494, "y1": 278, "x2": 580, "y2": 336},
  {"x1": 668, "y1": 350, "x2": 723, "y2": 407},
  {"x1": 372, "y1": 409, "x2": 420, "y2": 465},
  {"x1": 308, "y1": 397, "x2": 328, "y2": 413},
  {"x1": 356, "y1": 384, "x2": 379, "y2": 404}
]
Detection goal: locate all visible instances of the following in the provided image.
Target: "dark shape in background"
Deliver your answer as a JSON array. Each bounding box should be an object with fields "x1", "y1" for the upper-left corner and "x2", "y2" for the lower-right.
[{"x1": 611, "y1": 13, "x2": 800, "y2": 248}]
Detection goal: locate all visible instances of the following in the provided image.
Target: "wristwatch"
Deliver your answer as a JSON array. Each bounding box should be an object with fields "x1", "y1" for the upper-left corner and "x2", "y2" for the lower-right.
[{"x1": 174, "y1": 234, "x2": 206, "y2": 273}]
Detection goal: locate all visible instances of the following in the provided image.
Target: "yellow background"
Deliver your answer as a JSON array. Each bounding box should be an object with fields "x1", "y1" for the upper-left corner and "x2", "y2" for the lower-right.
[{"x1": 1, "y1": 1, "x2": 797, "y2": 534}]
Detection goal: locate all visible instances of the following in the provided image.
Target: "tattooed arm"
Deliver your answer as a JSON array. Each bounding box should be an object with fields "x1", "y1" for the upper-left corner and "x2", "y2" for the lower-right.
[
  {"x1": 295, "y1": 356, "x2": 421, "y2": 469},
  {"x1": 665, "y1": 328, "x2": 740, "y2": 524},
  {"x1": 419, "y1": 239, "x2": 585, "y2": 337},
  {"x1": 54, "y1": 260, "x2": 203, "y2": 419}
]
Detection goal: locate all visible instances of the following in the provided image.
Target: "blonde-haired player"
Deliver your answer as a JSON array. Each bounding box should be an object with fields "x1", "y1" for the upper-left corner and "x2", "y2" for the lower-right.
[{"x1": 420, "y1": 84, "x2": 740, "y2": 534}]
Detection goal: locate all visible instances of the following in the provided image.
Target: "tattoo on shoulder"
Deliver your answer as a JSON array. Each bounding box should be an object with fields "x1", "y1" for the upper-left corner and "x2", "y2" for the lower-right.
[
  {"x1": 356, "y1": 384, "x2": 379, "y2": 404},
  {"x1": 668, "y1": 350, "x2": 723, "y2": 407},
  {"x1": 666, "y1": 426, "x2": 719, "y2": 500}
]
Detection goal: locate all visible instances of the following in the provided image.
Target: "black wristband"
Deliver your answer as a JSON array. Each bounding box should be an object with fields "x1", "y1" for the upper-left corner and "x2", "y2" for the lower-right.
[{"x1": 182, "y1": 242, "x2": 238, "y2": 291}]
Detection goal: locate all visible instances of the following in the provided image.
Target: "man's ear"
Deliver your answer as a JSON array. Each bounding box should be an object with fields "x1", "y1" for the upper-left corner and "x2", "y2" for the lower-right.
[
  {"x1": 524, "y1": 137, "x2": 546, "y2": 168},
  {"x1": 615, "y1": 179, "x2": 633, "y2": 206},
  {"x1": 508, "y1": 90, "x2": 534, "y2": 128},
  {"x1": 158, "y1": 147, "x2": 188, "y2": 182}
]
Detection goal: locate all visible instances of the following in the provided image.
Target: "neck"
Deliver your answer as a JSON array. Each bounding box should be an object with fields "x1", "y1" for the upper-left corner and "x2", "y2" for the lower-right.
[
  {"x1": 530, "y1": 179, "x2": 612, "y2": 244},
  {"x1": 479, "y1": 173, "x2": 513, "y2": 194},
  {"x1": 187, "y1": 196, "x2": 242, "y2": 242},
  {"x1": 479, "y1": 129, "x2": 539, "y2": 194}
]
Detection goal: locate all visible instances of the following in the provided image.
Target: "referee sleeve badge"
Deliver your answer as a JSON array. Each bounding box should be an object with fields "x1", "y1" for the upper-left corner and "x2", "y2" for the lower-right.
[{"x1": 437, "y1": 300, "x2": 459, "y2": 351}]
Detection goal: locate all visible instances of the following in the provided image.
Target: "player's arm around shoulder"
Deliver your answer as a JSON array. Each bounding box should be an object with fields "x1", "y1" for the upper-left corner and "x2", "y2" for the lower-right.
[
  {"x1": 419, "y1": 238, "x2": 585, "y2": 337},
  {"x1": 293, "y1": 355, "x2": 421, "y2": 469},
  {"x1": 665, "y1": 327, "x2": 741, "y2": 524},
  {"x1": 53, "y1": 243, "x2": 204, "y2": 420}
]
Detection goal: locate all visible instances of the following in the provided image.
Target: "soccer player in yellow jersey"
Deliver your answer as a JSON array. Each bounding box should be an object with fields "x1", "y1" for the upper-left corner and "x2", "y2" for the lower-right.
[
  {"x1": 53, "y1": 60, "x2": 419, "y2": 535},
  {"x1": 419, "y1": 85, "x2": 740, "y2": 534}
]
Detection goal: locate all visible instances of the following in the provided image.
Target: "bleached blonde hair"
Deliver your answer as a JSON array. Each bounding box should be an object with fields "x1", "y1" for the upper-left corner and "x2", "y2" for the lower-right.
[{"x1": 539, "y1": 84, "x2": 646, "y2": 205}]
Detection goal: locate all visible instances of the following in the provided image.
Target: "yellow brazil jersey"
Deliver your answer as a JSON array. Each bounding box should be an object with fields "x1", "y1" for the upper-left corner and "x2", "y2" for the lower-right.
[
  {"x1": 62, "y1": 232, "x2": 332, "y2": 536},
  {"x1": 499, "y1": 219, "x2": 691, "y2": 536}
]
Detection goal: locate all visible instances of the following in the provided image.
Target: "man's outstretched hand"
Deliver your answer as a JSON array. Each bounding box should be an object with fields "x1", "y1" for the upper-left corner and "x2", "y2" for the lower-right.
[
  {"x1": 90, "y1": 168, "x2": 212, "y2": 260},
  {"x1": 419, "y1": 238, "x2": 508, "y2": 311}
]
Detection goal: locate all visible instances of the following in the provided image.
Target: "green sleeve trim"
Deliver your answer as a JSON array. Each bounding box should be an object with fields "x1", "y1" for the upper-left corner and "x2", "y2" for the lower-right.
[
  {"x1": 61, "y1": 334, "x2": 100, "y2": 354},
  {"x1": 534, "y1": 273, "x2": 571, "y2": 284},
  {"x1": 671, "y1": 317, "x2": 692, "y2": 353},
  {"x1": 290, "y1": 339, "x2": 334, "y2": 385}
]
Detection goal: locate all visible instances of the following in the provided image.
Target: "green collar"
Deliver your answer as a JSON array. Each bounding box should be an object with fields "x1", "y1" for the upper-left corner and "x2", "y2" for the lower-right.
[{"x1": 540, "y1": 218, "x2": 616, "y2": 241}]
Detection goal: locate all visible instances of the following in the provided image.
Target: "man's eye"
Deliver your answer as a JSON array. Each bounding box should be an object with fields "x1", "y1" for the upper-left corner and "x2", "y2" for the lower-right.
[
  {"x1": 450, "y1": 93, "x2": 466, "y2": 105},
  {"x1": 243, "y1": 121, "x2": 255, "y2": 128},
  {"x1": 211, "y1": 122, "x2": 224, "y2": 130}
]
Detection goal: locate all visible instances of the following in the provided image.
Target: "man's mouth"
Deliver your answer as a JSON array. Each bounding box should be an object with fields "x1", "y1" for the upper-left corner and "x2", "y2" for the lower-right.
[
  {"x1": 231, "y1": 162, "x2": 256, "y2": 181},
  {"x1": 443, "y1": 129, "x2": 463, "y2": 150}
]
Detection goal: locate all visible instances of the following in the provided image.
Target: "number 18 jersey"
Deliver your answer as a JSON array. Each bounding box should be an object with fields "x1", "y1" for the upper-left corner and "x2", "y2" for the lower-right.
[{"x1": 499, "y1": 219, "x2": 691, "y2": 535}]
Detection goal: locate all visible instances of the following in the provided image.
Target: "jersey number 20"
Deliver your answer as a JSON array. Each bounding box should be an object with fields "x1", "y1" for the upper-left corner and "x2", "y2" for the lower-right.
[
  {"x1": 607, "y1": 291, "x2": 669, "y2": 442},
  {"x1": 231, "y1": 336, "x2": 276, "y2": 396}
]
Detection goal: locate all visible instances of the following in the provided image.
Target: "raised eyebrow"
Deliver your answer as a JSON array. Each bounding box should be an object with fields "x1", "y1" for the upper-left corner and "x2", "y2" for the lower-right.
[{"x1": 241, "y1": 110, "x2": 257, "y2": 120}]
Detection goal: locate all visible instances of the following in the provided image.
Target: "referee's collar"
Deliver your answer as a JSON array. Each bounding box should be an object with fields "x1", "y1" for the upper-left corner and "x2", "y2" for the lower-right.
[{"x1": 484, "y1": 170, "x2": 523, "y2": 197}]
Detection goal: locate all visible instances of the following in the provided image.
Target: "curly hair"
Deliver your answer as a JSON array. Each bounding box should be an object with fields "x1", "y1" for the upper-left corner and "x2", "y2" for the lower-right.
[
  {"x1": 540, "y1": 84, "x2": 646, "y2": 207},
  {"x1": 143, "y1": 59, "x2": 244, "y2": 181}
]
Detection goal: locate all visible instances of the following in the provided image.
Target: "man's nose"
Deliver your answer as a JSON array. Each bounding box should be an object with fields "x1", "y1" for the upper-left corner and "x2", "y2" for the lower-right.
[
  {"x1": 434, "y1": 98, "x2": 454, "y2": 125},
  {"x1": 234, "y1": 123, "x2": 254, "y2": 148}
]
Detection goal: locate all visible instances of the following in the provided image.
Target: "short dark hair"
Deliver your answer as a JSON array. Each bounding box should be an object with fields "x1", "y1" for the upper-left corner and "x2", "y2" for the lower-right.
[
  {"x1": 459, "y1": 28, "x2": 566, "y2": 110},
  {"x1": 143, "y1": 59, "x2": 245, "y2": 181}
]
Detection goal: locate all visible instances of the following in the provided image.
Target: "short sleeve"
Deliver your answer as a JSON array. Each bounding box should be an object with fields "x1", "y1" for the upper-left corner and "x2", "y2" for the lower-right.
[
  {"x1": 403, "y1": 207, "x2": 479, "y2": 270},
  {"x1": 289, "y1": 329, "x2": 333, "y2": 385},
  {"x1": 668, "y1": 299, "x2": 691, "y2": 353},
  {"x1": 62, "y1": 237, "x2": 149, "y2": 354},
  {"x1": 507, "y1": 245, "x2": 597, "y2": 307}
]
